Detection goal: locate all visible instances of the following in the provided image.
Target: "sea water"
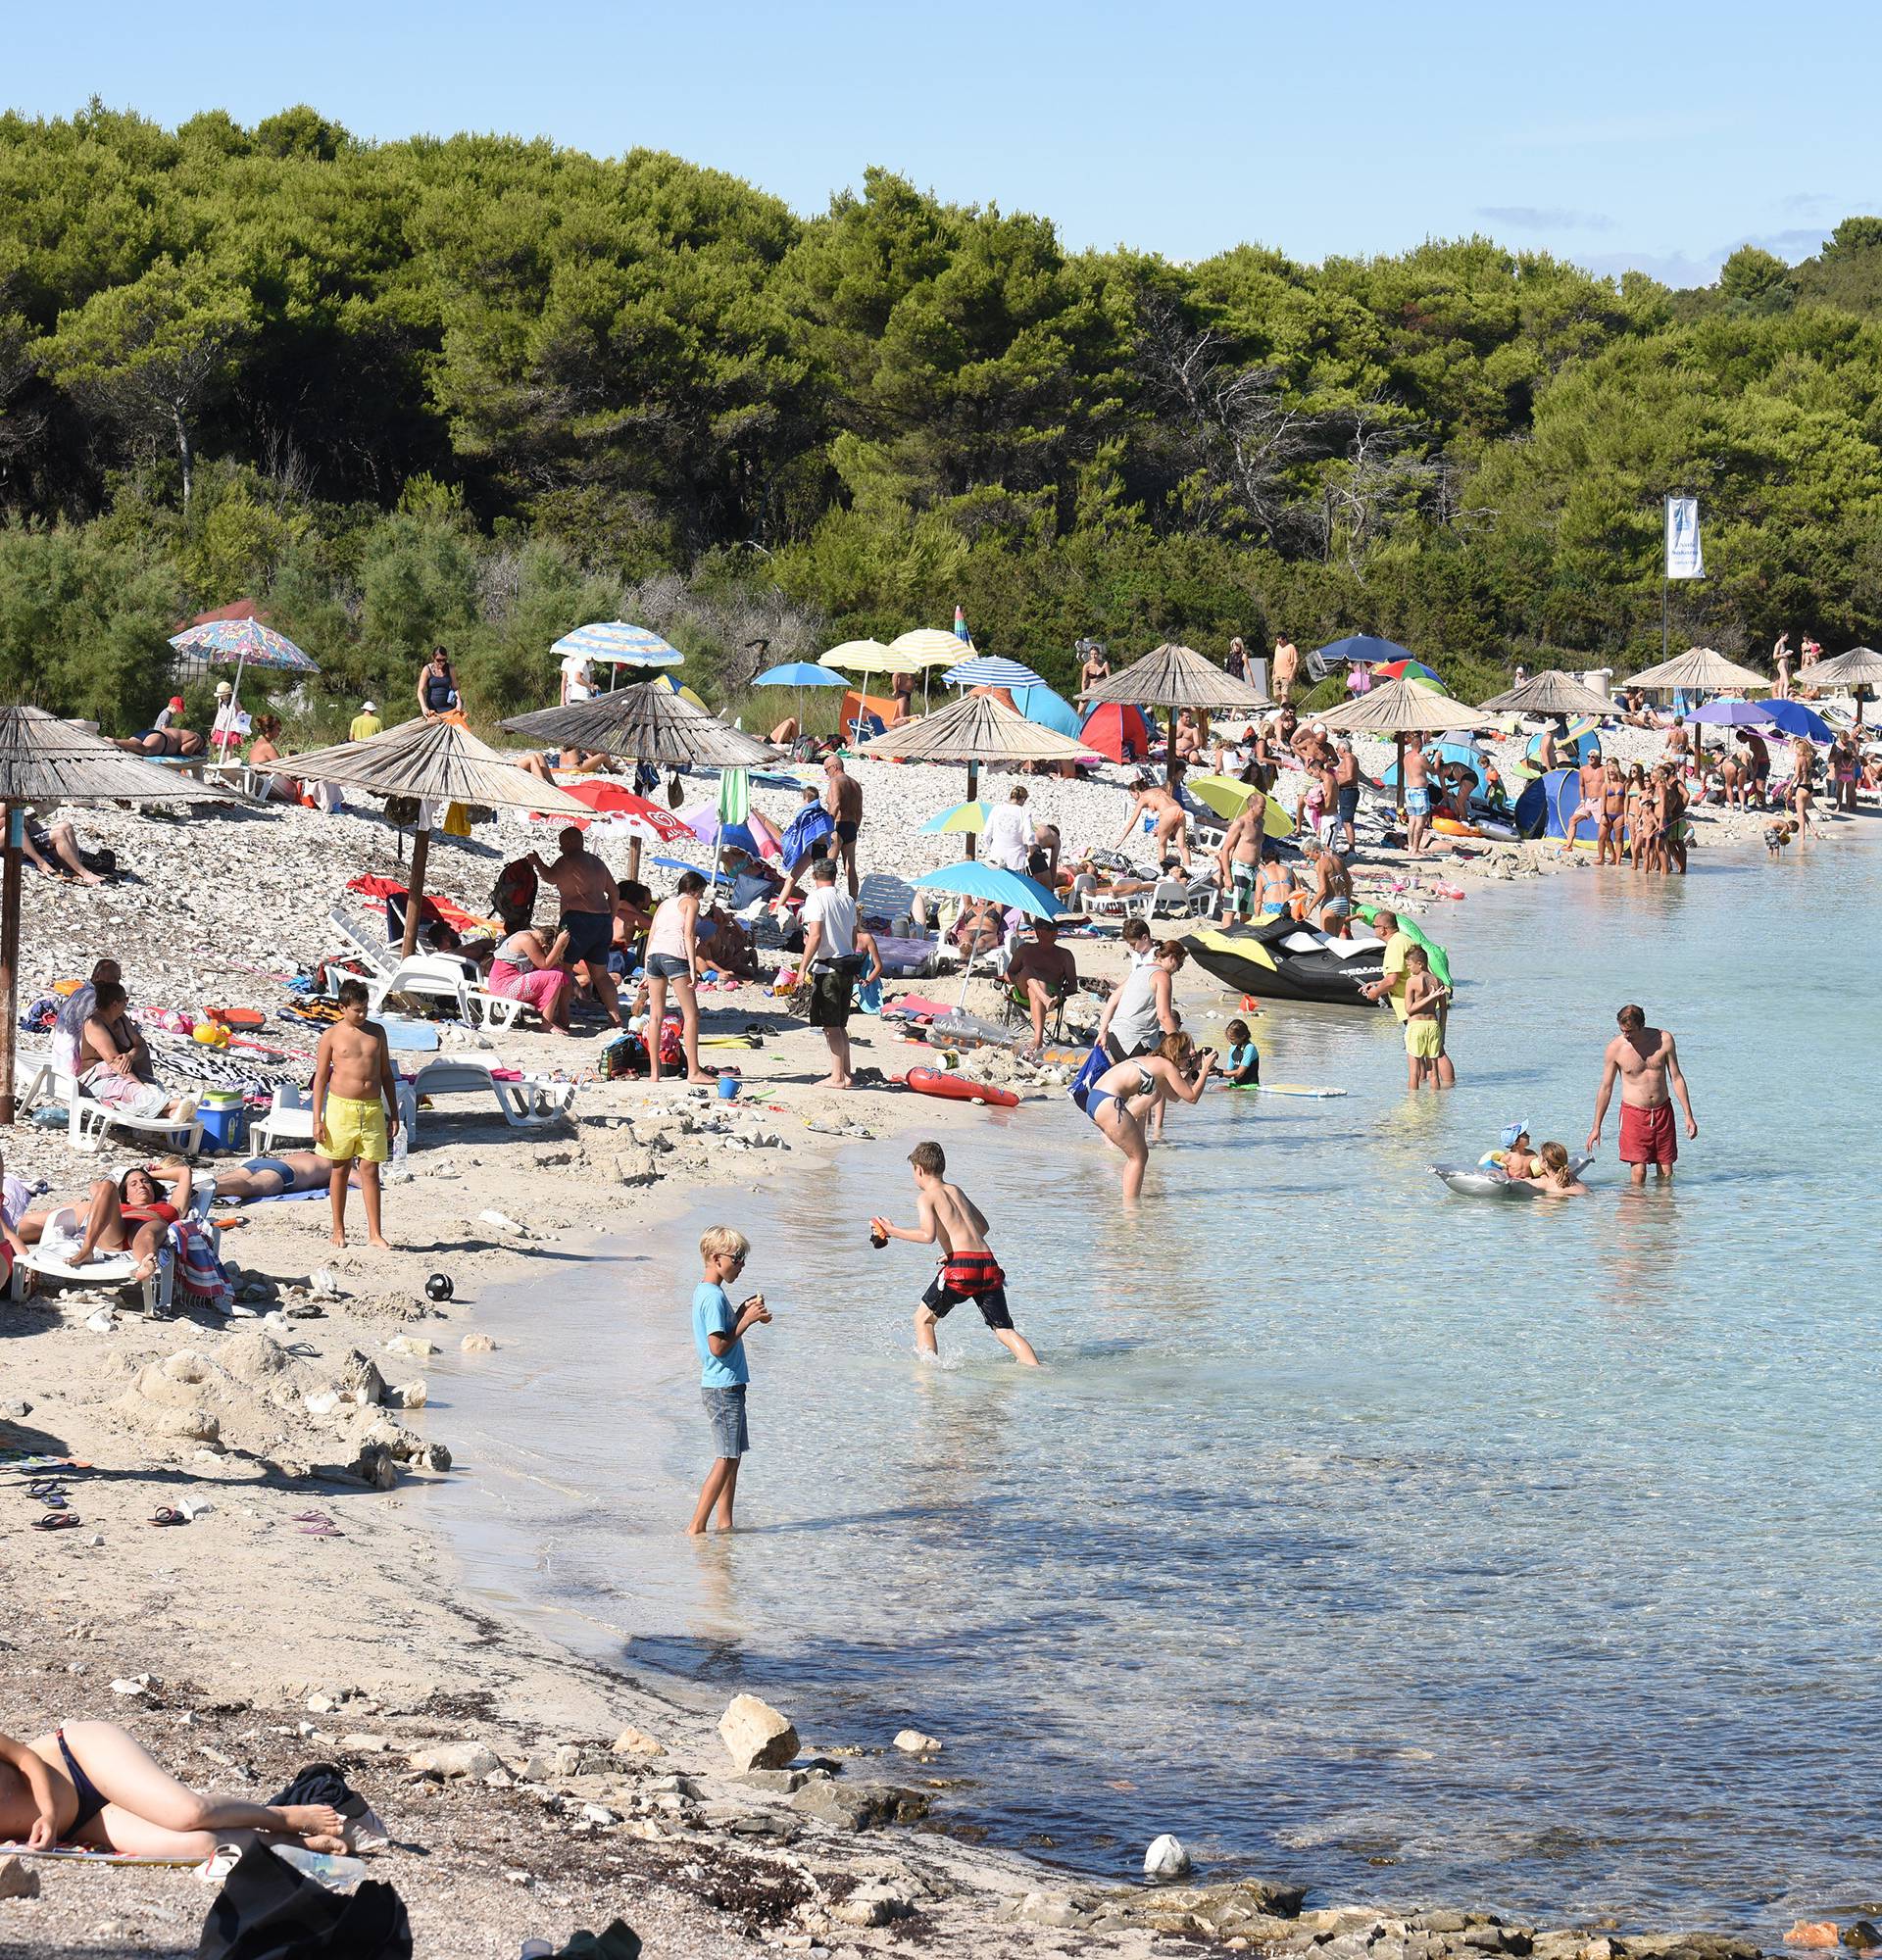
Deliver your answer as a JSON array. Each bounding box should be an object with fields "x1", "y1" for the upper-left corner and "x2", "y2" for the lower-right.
[{"x1": 427, "y1": 825, "x2": 1882, "y2": 1936}]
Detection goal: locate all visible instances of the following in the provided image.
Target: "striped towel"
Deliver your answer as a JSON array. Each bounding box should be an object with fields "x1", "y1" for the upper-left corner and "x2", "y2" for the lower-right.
[{"x1": 168, "y1": 1221, "x2": 231, "y2": 1311}]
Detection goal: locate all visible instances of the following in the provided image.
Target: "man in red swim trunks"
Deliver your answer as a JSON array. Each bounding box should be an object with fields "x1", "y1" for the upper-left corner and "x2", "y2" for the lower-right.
[{"x1": 1587, "y1": 1004, "x2": 1698, "y2": 1184}]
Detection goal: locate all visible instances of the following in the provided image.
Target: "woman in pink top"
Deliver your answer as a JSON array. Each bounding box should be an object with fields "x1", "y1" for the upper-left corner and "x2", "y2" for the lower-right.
[{"x1": 488, "y1": 925, "x2": 573, "y2": 1033}]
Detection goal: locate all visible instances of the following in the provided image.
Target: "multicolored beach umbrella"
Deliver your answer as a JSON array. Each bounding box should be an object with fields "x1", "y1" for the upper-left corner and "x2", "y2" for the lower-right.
[
  {"x1": 954, "y1": 604, "x2": 971, "y2": 643},
  {"x1": 167, "y1": 615, "x2": 320, "y2": 733}
]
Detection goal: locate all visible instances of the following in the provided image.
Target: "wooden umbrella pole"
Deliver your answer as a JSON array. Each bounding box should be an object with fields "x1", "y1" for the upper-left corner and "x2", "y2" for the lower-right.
[
  {"x1": 965, "y1": 759, "x2": 979, "y2": 860},
  {"x1": 0, "y1": 809, "x2": 20, "y2": 1126},
  {"x1": 401, "y1": 826, "x2": 432, "y2": 959}
]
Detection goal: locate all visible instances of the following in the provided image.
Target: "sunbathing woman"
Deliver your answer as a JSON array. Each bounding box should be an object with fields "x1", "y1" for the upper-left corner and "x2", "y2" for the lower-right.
[
  {"x1": 210, "y1": 1152, "x2": 358, "y2": 1202},
  {"x1": 1083, "y1": 1030, "x2": 1217, "y2": 1202},
  {"x1": 71, "y1": 1163, "x2": 191, "y2": 1281},
  {"x1": 0, "y1": 1723, "x2": 344, "y2": 1858},
  {"x1": 78, "y1": 982, "x2": 196, "y2": 1125},
  {"x1": 114, "y1": 725, "x2": 204, "y2": 759}
]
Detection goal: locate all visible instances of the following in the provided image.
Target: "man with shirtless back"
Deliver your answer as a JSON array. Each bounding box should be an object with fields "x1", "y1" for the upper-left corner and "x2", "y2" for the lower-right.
[
  {"x1": 1401, "y1": 745, "x2": 1433, "y2": 858},
  {"x1": 1116, "y1": 775, "x2": 1191, "y2": 870},
  {"x1": 870, "y1": 1140, "x2": 1040, "y2": 1366},
  {"x1": 530, "y1": 827, "x2": 621, "y2": 1027},
  {"x1": 1587, "y1": 1003, "x2": 1698, "y2": 1184},
  {"x1": 1216, "y1": 796, "x2": 1267, "y2": 920},
  {"x1": 822, "y1": 756, "x2": 863, "y2": 898}
]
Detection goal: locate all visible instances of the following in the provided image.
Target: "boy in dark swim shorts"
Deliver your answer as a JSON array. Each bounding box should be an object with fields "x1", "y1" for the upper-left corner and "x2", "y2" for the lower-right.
[{"x1": 869, "y1": 1141, "x2": 1040, "y2": 1365}]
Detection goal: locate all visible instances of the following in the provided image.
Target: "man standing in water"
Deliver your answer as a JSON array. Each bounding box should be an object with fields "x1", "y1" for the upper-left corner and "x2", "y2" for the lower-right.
[{"x1": 1587, "y1": 1004, "x2": 1698, "y2": 1183}]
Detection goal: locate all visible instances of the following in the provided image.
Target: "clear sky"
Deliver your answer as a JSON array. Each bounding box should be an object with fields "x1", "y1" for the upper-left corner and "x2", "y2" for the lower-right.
[{"x1": 9, "y1": 0, "x2": 1878, "y2": 285}]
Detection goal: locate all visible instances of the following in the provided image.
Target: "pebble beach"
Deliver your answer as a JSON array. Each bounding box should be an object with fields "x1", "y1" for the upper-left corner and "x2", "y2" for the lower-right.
[{"x1": 0, "y1": 704, "x2": 1869, "y2": 1958}]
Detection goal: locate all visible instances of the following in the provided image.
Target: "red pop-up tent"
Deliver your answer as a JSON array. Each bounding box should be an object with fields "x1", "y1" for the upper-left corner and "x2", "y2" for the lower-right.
[{"x1": 1079, "y1": 702, "x2": 1153, "y2": 764}]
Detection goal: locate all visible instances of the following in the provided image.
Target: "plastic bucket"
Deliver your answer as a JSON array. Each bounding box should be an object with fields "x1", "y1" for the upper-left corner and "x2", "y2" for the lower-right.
[{"x1": 717, "y1": 1074, "x2": 741, "y2": 1101}]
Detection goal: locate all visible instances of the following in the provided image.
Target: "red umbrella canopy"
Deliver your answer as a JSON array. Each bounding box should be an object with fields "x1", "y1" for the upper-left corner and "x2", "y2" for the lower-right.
[{"x1": 557, "y1": 779, "x2": 695, "y2": 838}]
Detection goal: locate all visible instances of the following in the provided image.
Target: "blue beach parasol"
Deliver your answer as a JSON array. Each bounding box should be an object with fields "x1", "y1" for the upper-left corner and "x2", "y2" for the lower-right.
[
  {"x1": 1758, "y1": 699, "x2": 1834, "y2": 742},
  {"x1": 913, "y1": 860, "x2": 1065, "y2": 921},
  {"x1": 1686, "y1": 700, "x2": 1770, "y2": 727},
  {"x1": 753, "y1": 662, "x2": 844, "y2": 688}
]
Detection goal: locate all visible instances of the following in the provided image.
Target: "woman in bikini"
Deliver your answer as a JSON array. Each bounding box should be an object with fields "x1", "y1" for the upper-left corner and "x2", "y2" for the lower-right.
[
  {"x1": 1595, "y1": 761, "x2": 1627, "y2": 865},
  {"x1": 1082, "y1": 1030, "x2": 1217, "y2": 1202},
  {"x1": 0, "y1": 1723, "x2": 345, "y2": 1858},
  {"x1": 1620, "y1": 764, "x2": 1648, "y2": 867},
  {"x1": 77, "y1": 983, "x2": 194, "y2": 1125},
  {"x1": 68, "y1": 1163, "x2": 192, "y2": 1282}
]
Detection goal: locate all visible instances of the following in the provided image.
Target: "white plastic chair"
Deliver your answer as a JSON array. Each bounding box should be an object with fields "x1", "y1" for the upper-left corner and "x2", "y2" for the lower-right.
[{"x1": 249, "y1": 1084, "x2": 317, "y2": 1156}]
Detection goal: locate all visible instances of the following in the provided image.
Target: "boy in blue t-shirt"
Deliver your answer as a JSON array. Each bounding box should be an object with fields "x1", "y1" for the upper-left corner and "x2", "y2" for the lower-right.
[
  {"x1": 1221, "y1": 1017, "x2": 1261, "y2": 1086},
  {"x1": 688, "y1": 1224, "x2": 770, "y2": 1536}
]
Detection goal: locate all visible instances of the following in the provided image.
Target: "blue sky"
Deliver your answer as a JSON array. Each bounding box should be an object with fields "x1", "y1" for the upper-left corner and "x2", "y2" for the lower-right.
[{"x1": 10, "y1": 0, "x2": 1878, "y2": 284}]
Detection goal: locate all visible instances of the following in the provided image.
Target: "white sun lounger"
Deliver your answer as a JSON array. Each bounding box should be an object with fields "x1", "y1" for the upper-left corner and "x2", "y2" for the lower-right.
[
  {"x1": 14, "y1": 1054, "x2": 205, "y2": 1159},
  {"x1": 326, "y1": 909, "x2": 531, "y2": 1030},
  {"x1": 11, "y1": 1177, "x2": 220, "y2": 1316},
  {"x1": 407, "y1": 1058, "x2": 574, "y2": 1131}
]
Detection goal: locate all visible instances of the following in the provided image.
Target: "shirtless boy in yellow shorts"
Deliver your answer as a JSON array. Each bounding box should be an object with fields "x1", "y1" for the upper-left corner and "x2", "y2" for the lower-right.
[{"x1": 312, "y1": 979, "x2": 400, "y2": 1248}]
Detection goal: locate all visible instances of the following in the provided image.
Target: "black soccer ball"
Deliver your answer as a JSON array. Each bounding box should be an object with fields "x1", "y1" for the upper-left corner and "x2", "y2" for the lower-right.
[{"x1": 424, "y1": 1273, "x2": 454, "y2": 1303}]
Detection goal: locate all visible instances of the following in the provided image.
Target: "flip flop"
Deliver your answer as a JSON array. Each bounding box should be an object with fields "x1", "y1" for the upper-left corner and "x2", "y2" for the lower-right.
[
  {"x1": 36, "y1": 1494, "x2": 70, "y2": 1510},
  {"x1": 26, "y1": 1480, "x2": 68, "y2": 1499},
  {"x1": 31, "y1": 1512, "x2": 80, "y2": 1531},
  {"x1": 148, "y1": 1507, "x2": 186, "y2": 1527},
  {"x1": 288, "y1": 1510, "x2": 335, "y2": 1525},
  {"x1": 299, "y1": 1523, "x2": 344, "y2": 1538}
]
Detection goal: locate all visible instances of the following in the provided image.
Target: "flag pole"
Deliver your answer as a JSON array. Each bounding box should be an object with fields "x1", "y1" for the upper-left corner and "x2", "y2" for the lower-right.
[{"x1": 1661, "y1": 494, "x2": 1670, "y2": 665}]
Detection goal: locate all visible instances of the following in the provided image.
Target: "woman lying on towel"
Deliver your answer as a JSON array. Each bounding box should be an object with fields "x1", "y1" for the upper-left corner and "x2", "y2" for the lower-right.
[
  {"x1": 0, "y1": 1722, "x2": 346, "y2": 1857},
  {"x1": 205, "y1": 1152, "x2": 360, "y2": 1202}
]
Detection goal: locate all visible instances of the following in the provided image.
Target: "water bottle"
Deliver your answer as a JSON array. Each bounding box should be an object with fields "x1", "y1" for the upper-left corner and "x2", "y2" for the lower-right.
[{"x1": 271, "y1": 1845, "x2": 367, "y2": 1891}]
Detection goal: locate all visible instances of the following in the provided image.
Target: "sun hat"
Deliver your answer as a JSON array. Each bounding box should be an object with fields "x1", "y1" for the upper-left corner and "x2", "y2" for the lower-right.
[
  {"x1": 362, "y1": 700, "x2": 377, "y2": 713},
  {"x1": 1500, "y1": 1120, "x2": 1530, "y2": 1150},
  {"x1": 215, "y1": 679, "x2": 232, "y2": 696}
]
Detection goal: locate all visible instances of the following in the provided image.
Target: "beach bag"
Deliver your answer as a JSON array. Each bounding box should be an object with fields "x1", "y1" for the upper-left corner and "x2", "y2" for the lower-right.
[
  {"x1": 1068, "y1": 1044, "x2": 1108, "y2": 1114},
  {"x1": 382, "y1": 795, "x2": 421, "y2": 829},
  {"x1": 197, "y1": 1839, "x2": 411, "y2": 1960},
  {"x1": 598, "y1": 1033, "x2": 648, "y2": 1080}
]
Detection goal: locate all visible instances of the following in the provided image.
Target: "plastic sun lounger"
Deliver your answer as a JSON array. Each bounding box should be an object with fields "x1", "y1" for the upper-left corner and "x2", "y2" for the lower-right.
[
  {"x1": 326, "y1": 909, "x2": 525, "y2": 1029},
  {"x1": 408, "y1": 1058, "x2": 574, "y2": 1130},
  {"x1": 14, "y1": 1055, "x2": 205, "y2": 1159},
  {"x1": 10, "y1": 1179, "x2": 220, "y2": 1316}
]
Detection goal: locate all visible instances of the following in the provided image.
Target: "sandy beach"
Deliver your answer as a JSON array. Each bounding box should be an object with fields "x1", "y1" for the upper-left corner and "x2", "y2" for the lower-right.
[{"x1": 0, "y1": 727, "x2": 1857, "y2": 1957}]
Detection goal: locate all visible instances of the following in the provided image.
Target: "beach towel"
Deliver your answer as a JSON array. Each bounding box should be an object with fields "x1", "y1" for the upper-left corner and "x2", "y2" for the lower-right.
[
  {"x1": 1068, "y1": 1044, "x2": 1108, "y2": 1114},
  {"x1": 169, "y1": 1219, "x2": 232, "y2": 1311}
]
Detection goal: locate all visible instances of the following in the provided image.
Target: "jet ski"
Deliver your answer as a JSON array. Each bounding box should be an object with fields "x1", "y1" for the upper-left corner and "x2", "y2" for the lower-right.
[{"x1": 1182, "y1": 911, "x2": 1451, "y2": 1007}]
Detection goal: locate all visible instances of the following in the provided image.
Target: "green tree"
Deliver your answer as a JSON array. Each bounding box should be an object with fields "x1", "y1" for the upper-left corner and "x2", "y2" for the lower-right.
[{"x1": 46, "y1": 256, "x2": 252, "y2": 508}]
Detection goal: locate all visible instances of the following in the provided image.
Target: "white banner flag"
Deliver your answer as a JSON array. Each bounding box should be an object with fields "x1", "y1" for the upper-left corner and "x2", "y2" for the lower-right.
[{"x1": 1665, "y1": 496, "x2": 1704, "y2": 579}]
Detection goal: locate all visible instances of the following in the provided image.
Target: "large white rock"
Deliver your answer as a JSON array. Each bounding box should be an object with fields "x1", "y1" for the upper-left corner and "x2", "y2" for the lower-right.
[
  {"x1": 1144, "y1": 1833, "x2": 1192, "y2": 1880},
  {"x1": 718, "y1": 1693, "x2": 799, "y2": 1772}
]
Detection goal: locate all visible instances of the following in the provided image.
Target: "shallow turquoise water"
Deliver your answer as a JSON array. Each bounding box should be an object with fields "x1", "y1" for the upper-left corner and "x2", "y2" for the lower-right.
[{"x1": 430, "y1": 821, "x2": 1882, "y2": 1935}]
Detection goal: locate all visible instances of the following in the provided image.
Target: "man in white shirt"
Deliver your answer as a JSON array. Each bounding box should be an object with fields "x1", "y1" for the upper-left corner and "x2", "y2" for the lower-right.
[
  {"x1": 793, "y1": 858, "x2": 860, "y2": 1089},
  {"x1": 981, "y1": 786, "x2": 1036, "y2": 872}
]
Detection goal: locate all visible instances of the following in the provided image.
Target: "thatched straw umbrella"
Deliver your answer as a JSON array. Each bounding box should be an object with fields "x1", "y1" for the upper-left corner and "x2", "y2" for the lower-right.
[
  {"x1": 1620, "y1": 646, "x2": 1769, "y2": 694},
  {"x1": 0, "y1": 707, "x2": 233, "y2": 1122},
  {"x1": 1801, "y1": 645, "x2": 1882, "y2": 726},
  {"x1": 1318, "y1": 676, "x2": 1488, "y2": 808},
  {"x1": 500, "y1": 681, "x2": 771, "y2": 879},
  {"x1": 1079, "y1": 643, "x2": 1267, "y2": 780},
  {"x1": 285, "y1": 717, "x2": 591, "y2": 957},
  {"x1": 1477, "y1": 669, "x2": 1616, "y2": 717},
  {"x1": 858, "y1": 693, "x2": 1090, "y2": 859}
]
